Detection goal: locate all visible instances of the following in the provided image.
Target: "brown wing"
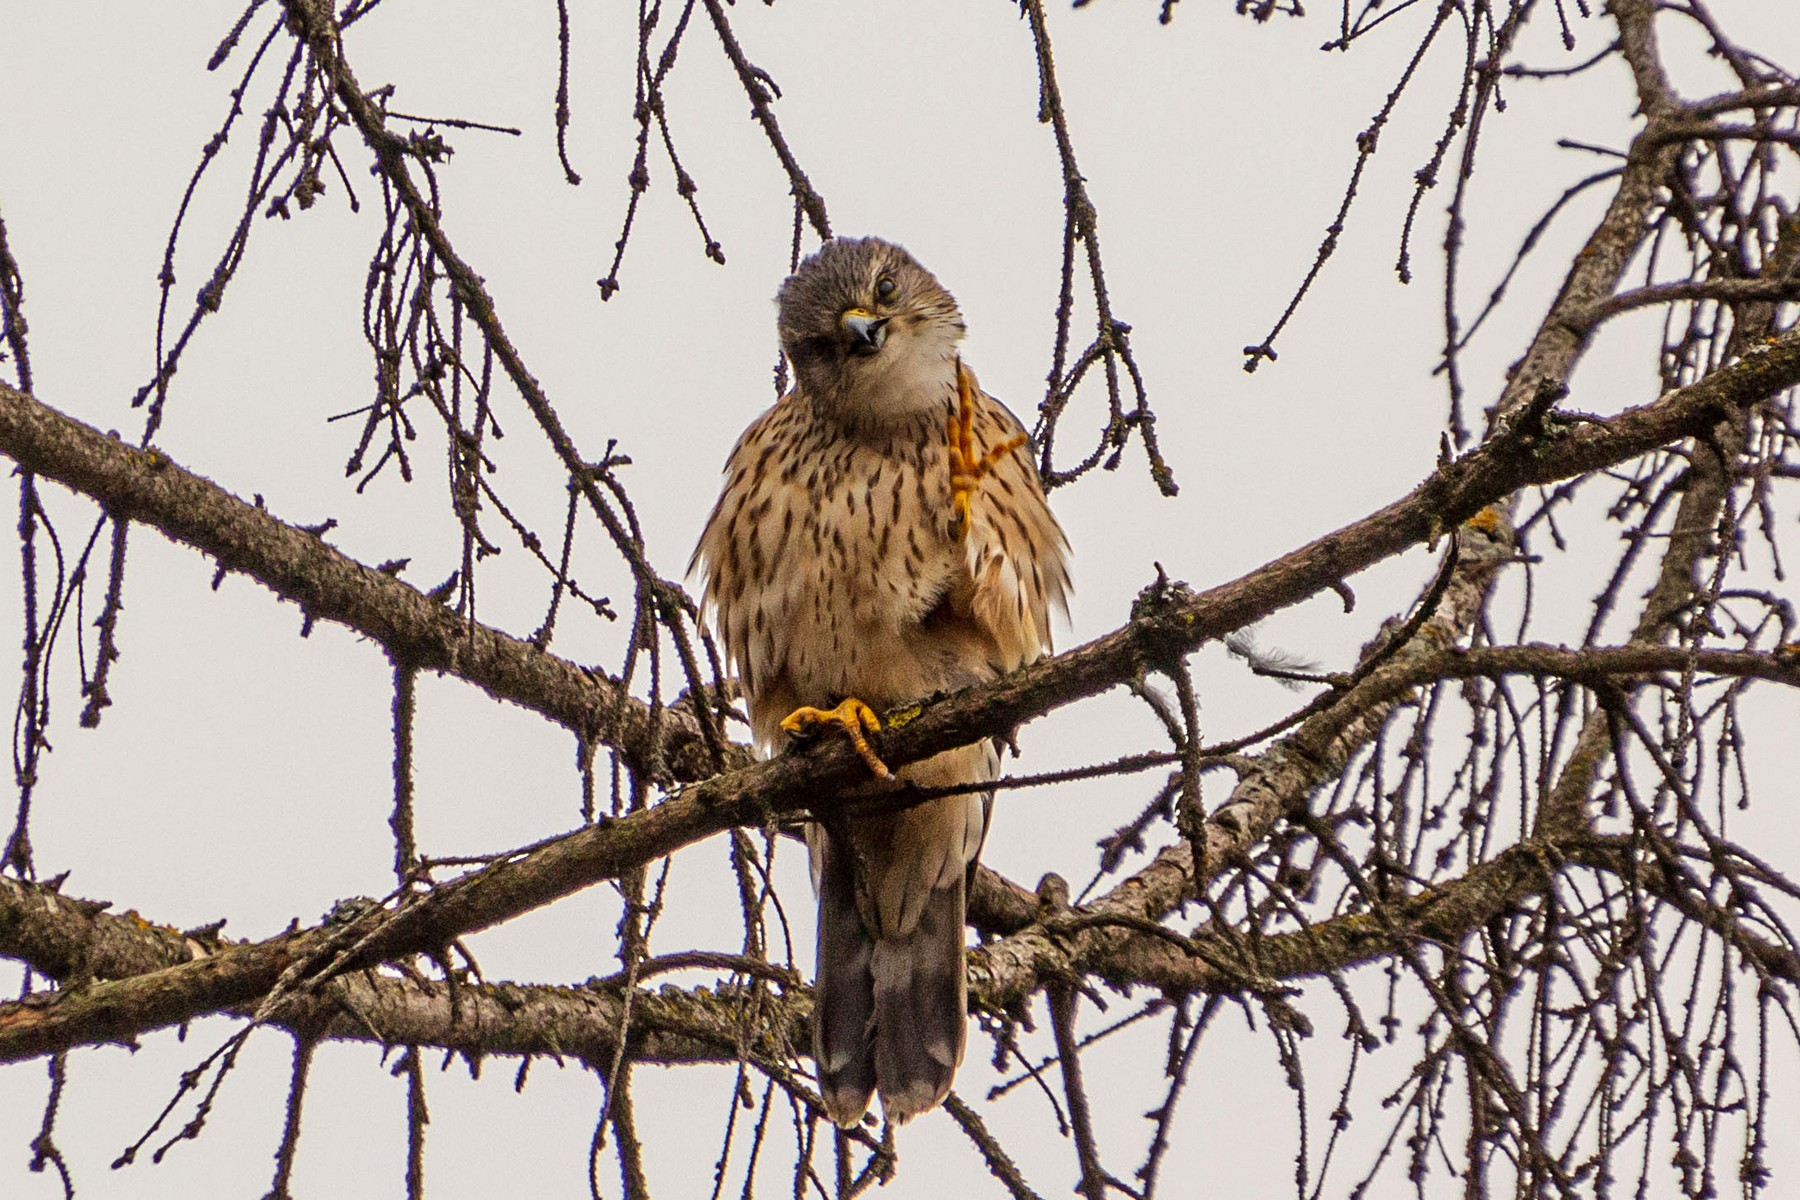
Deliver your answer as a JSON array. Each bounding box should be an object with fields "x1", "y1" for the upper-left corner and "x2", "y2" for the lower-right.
[
  {"x1": 689, "y1": 397, "x2": 801, "y2": 739},
  {"x1": 958, "y1": 374, "x2": 1071, "y2": 673}
]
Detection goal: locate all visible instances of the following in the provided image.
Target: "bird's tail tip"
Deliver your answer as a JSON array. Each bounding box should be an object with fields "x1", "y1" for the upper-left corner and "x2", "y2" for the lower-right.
[
  {"x1": 815, "y1": 1081, "x2": 950, "y2": 1129},
  {"x1": 878, "y1": 1079, "x2": 953, "y2": 1127},
  {"x1": 819, "y1": 1078, "x2": 877, "y2": 1129}
]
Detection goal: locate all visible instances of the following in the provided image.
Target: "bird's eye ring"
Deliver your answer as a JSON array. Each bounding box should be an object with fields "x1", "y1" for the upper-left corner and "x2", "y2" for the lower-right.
[{"x1": 875, "y1": 276, "x2": 897, "y2": 301}]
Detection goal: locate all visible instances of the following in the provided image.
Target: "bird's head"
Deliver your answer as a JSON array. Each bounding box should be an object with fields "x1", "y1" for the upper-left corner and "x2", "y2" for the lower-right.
[{"x1": 776, "y1": 237, "x2": 966, "y2": 426}]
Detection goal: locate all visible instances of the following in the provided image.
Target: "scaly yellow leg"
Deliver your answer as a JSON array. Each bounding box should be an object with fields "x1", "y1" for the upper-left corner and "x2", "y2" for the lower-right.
[
  {"x1": 947, "y1": 362, "x2": 1027, "y2": 542},
  {"x1": 780, "y1": 697, "x2": 891, "y2": 779}
]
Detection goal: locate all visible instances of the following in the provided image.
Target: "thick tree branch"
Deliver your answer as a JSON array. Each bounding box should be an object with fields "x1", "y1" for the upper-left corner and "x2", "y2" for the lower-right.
[
  {"x1": 0, "y1": 876, "x2": 804, "y2": 1067},
  {"x1": 0, "y1": 378, "x2": 738, "y2": 784},
  {"x1": 2, "y1": 320, "x2": 1799, "y2": 1059},
  {"x1": 13, "y1": 828, "x2": 1785, "y2": 1079},
  {"x1": 1100, "y1": 832, "x2": 1800, "y2": 998},
  {"x1": 1313, "y1": 642, "x2": 1800, "y2": 702},
  {"x1": 0, "y1": 876, "x2": 210, "y2": 983}
]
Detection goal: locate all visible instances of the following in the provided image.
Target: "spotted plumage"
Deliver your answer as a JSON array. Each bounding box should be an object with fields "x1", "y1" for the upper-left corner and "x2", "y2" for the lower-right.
[{"x1": 691, "y1": 237, "x2": 1069, "y2": 1126}]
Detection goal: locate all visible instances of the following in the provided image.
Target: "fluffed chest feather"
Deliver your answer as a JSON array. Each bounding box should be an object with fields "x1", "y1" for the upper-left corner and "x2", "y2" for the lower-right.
[{"x1": 696, "y1": 401, "x2": 965, "y2": 704}]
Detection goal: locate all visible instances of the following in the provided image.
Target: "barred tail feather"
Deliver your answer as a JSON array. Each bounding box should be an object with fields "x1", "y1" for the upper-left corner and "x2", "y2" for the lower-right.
[
  {"x1": 871, "y1": 872, "x2": 967, "y2": 1125},
  {"x1": 814, "y1": 828, "x2": 877, "y2": 1127}
]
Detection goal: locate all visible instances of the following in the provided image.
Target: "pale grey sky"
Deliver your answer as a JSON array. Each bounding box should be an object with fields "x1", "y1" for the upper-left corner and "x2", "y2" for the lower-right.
[{"x1": 1, "y1": 1, "x2": 1797, "y2": 1196}]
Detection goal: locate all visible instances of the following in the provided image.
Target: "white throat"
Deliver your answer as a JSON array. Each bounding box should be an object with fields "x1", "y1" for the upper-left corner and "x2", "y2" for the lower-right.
[{"x1": 836, "y1": 319, "x2": 962, "y2": 423}]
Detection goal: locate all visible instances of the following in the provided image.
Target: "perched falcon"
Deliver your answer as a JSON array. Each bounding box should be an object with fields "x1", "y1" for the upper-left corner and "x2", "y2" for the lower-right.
[{"x1": 692, "y1": 237, "x2": 1070, "y2": 1126}]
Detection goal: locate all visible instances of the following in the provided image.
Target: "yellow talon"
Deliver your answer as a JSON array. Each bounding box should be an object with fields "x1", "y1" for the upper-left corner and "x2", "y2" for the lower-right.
[
  {"x1": 780, "y1": 697, "x2": 891, "y2": 779},
  {"x1": 947, "y1": 362, "x2": 1026, "y2": 542}
]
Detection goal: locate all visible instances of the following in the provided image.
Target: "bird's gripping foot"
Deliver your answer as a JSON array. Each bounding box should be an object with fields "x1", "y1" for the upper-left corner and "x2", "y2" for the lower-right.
[
  {"x1": 780, "y1": 697, "x2": 891, "y2": 779},
  {"x1": 948, "y1": 362, "x2": 1027, "y2": 542}
]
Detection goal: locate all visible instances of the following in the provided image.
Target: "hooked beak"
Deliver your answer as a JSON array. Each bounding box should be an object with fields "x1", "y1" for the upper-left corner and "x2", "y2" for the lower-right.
[{"x1": 841, "y1": 308, "x2": 889, "y2": 355}]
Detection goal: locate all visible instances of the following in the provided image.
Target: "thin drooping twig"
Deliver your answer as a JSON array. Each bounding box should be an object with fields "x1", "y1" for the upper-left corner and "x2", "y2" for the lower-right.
[
  {"x1": 390, "y1": 659, "x2": 419, "y2": 882},
  {"x1": 265, "y1": 1035, "x2": 315, "y2": 1200},
  {"x1": 943, "y1": 1094, "x2": 1049, "y2": 1200},
  {"x1": 0, "y1": 204, "x2": 48, "y2": 877},
  {"x1": 403, "y1": 1046, "x2": 427, "y2": 1200},
  {"x1": 553, "y1": 0, "x2": 582, "y2": 187},
  {"x1": 79, "y1": 17, "x2": 310, "y2": 733},
  {"x1": 0, "y1": 206, "x2": 31, "y2": 390},
  {"x1": 1047, "y1": 985, "x2": 1112, "y2": 1200},
  {"x1": 26, "y1": 1053, "x2": 74, "y2": 1199},
  {"x1": 1242, "y1": 0, "x2": 1460, "y2": 374},
  {"x1": 280, "y1": 0, "x2": 733, "y2": 778},
  {"x1": 697, "y1": 0, "x2": 829, "y2": 241},
  {"x1": 597, "y1": 0, "x2": 711, "y2": 300},
  {"x1": 1020, "y1": 0, "x2": 1171, "y2": 497}
]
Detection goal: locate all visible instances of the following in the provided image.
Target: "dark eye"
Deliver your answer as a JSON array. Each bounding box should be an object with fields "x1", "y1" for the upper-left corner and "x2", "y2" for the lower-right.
[{"x1": 875, "y1": 277, "x2": 897, "y2": 301}]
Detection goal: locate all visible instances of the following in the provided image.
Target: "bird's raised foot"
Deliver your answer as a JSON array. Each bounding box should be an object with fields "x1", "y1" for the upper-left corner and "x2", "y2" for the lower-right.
[
  {"x1": 947, "y1": 362, "x2": 1027, "y2": 542},
  {"x1": 780, "y1": 697, "x2": 891, "y2": 779}
]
